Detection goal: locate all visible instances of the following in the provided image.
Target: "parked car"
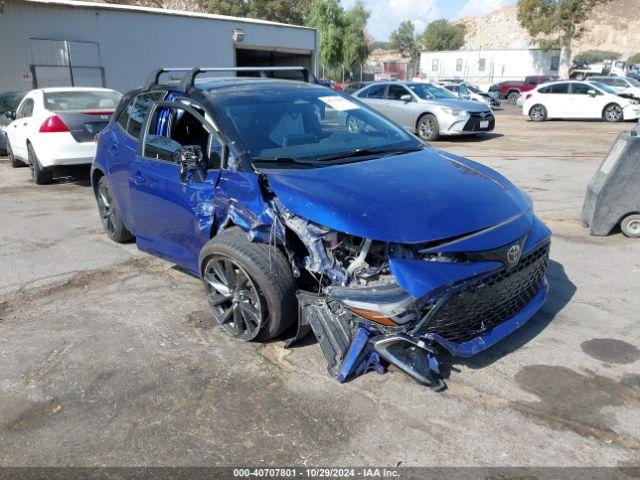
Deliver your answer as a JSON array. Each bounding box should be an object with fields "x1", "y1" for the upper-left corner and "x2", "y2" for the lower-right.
[
  {"x1": 353, "y1": 81, "x2": 495, "y2": 141},
  {"x1": 589, "y1": 76, "x2": 640, "y2": 99},
  {"x1": 522, "y1": 80, "x2": 640, "y2": 122},
  {"x1": 0, "y1": 91, "x2": 26, "y2": 156},
  {"x1": 5, "y1": 87, "x2": 121, "y2": 183},
  {"x1": 92, "y1": 67, "x2": 551, "y2": 390},
  {"x1": 569, "y1": 59, "x2": 630, "y2": 80},
  {"x1": 442, "y1": 83, "x2": 501, "y2": 108},
  {"x1": 497, "y1": 76, "x2": 558, "y2": 104},
  {"x1": 342, "y1": 81, "x2": 371, "y2": 95}
]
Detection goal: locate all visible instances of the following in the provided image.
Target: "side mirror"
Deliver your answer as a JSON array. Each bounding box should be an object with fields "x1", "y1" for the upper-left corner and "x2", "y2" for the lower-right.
[
  {"x1": 400, "y1": 94, "x2": 412, "y2": 102},
  {"x1": 5, "y1": 110, "x2": 16, "y2": 120},
  {"x1": 174, "y1": 145, "x2": 204, "y2": 183},
  {"x1": 588, "y1": 89, "x2": 597, "y2": 97}
]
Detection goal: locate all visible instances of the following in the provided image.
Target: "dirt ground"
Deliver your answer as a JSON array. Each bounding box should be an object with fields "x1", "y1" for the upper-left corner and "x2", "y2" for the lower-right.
[{"x1": 1, "y1": 105, "x2": 639, "y2": 467}]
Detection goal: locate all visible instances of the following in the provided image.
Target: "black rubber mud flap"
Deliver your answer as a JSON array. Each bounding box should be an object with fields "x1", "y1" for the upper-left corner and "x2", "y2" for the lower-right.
[{"x1": 295, "y1": 290, "x2": 354, "y2": 377}]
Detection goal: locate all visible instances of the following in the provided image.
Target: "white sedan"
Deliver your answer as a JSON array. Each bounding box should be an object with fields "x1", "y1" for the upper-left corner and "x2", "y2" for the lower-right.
[
  {"x1": 522, "y1": 80, "x2": 640, "y2": 122},
  {"x1": 5, "y1": 87, "x2": 121, "y2": 184}
]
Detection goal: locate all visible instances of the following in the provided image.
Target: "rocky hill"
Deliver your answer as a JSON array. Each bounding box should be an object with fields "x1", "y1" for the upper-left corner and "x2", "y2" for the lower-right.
[{"x1": 458, "y1": 0, "x2": 640, "y2": 59}]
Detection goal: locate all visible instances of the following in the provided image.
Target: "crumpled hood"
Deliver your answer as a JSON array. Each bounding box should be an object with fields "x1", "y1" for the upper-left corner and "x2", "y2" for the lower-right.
[{"x1": 265, "y1": 148, "x2": 532, "y2": 244}]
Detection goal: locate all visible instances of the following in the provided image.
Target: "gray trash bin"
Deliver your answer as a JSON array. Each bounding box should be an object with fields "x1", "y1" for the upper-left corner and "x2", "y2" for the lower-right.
[{"x1": 582, "y1": 122, "x2": 640, "y2": 238}]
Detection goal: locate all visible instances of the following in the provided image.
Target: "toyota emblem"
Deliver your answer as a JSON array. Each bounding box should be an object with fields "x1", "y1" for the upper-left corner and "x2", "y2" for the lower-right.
[{"x1": 507, "y1": 244, "x2": 522, "y2": 266}]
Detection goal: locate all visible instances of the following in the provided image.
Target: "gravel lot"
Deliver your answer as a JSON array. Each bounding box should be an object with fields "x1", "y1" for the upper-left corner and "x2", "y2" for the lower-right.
[{"x1": 1, "y1": 105, "x2": 639, "y2": 467}]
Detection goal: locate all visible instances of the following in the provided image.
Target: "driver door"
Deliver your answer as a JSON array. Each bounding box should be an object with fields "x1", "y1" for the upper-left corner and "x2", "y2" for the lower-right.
[
  {"x1": 384, "y1": 84, "x2": 415, "y2": 130},
  {"x1": 129, "y1": 100, "x2": 223, "y2": 273}
]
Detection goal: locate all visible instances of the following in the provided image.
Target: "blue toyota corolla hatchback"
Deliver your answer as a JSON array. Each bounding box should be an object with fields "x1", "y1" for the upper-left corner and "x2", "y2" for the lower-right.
[{"x1": 92, "y1": 67, "x2": 551, "y2": 389}]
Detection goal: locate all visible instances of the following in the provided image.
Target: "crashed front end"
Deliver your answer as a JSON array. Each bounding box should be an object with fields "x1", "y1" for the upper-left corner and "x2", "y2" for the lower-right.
[{"x1": 276, "y1": 202, "x2": 551, "y2": 390}]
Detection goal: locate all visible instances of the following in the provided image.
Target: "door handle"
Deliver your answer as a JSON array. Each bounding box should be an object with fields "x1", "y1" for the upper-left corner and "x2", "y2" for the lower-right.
[
  {"x1": 109, "y1": 145, "x2": 119, "y2": 155},
  {"x1": 23, "y1": 122, "x2": 28, "y2": 126},
  {"x1": 131, "y1": 172, "x2": 145, "y2": 184}
]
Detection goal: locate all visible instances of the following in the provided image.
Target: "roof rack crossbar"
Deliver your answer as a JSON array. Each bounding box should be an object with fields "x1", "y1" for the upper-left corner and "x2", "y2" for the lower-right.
[
  {"x1": 142, "y1": 68, "x2": 192, "y2": 91},
  {"x1": 177, "y1": 66, "x2": 317, "y2": 92}
]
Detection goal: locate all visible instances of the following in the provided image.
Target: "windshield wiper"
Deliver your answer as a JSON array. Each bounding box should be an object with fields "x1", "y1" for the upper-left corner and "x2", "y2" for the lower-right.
[
  {"x1": 251, "y1": 156, "x2": 326, "y2": 167},
  {"x1": 315, "y1": 146, "x2": 424, "y2": 162}
]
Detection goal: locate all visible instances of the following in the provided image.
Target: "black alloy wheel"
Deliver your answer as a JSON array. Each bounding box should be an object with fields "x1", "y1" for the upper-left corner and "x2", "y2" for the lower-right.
[{"x1": 203, "y1": 256, "x2": 264, "y2": 341}]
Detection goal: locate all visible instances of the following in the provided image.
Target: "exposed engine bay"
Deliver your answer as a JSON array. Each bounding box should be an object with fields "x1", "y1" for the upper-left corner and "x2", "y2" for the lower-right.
[{"x1": 260, "y1": 199, "x2": 550, "y2": 391}]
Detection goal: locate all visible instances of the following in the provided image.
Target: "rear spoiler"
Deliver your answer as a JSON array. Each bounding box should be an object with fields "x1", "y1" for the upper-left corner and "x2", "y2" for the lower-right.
[{"x1": 142, "y1": 66, "x2": 318, "y2": 92}]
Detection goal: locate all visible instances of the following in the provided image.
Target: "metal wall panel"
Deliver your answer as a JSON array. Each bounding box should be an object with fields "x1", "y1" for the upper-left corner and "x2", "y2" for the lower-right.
[{"x1": 0, "y1": 0, "x2": 317, "y2": 92}]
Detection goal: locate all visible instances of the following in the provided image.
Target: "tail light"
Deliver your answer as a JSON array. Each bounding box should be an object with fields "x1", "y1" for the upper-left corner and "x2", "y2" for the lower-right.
[
  {"x1": 525, "y1": 93, "x2": 533, "y2": 100},
  {"x1": 39, "y1": 115, "x2": 69, "y2": 133}
]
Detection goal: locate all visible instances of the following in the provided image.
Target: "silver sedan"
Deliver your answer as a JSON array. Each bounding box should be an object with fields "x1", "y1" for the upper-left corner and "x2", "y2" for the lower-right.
[{"x1": 352, "y1": 82, "x2": 495, "y2": 141}]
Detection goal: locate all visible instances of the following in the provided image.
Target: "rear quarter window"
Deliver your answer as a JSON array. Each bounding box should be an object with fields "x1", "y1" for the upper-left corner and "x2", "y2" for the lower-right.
[{"x1": 125, "y1": 91, "x2": 164, "y2": 138}]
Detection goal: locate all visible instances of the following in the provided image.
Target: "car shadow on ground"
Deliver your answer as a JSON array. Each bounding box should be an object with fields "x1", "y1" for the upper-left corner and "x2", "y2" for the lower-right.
[
  {"x1": 440, "y1": 260, "x2": 576, "y2": 376},
  {"x1": 51, "y1": 165, "x2": 91, "y2": 187},
  {"x1": 436, "y1": 132, "x2": 504, "y2": 144}
]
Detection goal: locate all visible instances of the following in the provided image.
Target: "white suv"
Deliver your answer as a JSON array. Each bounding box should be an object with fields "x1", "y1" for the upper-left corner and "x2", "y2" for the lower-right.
[{"x1": 522, "y1": 80, "x2": 640, "y2": 122}]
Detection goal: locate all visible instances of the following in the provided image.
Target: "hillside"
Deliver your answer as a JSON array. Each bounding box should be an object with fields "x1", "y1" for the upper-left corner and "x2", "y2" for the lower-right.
[{"x1": 458, "y1": 0, "x2": 640, "y2": 59}]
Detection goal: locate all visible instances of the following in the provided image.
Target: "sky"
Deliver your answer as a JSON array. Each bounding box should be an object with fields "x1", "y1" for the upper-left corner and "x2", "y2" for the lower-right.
[{"x1": 340, "y1": 0, "x2": 518, "y2": 41}]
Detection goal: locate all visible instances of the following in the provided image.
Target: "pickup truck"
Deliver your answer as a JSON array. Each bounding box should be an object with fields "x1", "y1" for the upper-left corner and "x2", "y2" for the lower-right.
[{"x1": 491, "y1": 76, "x2": 557, "y2": 104}]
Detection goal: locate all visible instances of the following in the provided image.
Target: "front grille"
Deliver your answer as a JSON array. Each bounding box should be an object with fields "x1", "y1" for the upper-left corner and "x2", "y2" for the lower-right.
[
  {"x1": 463, "y1": 112, "x2": 495, "y2": 132},
  {"x1": 423, "y1": 242, "x2": 550, "y2": 343}
]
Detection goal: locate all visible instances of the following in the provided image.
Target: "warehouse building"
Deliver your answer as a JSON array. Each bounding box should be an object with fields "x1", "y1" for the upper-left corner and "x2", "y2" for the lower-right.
[
  {"x1": 0, "y1": 0, "x2": 318, "y2": 93},
  {"x1": 420, "y1": 48, "x2": 561, "y2": 88}
]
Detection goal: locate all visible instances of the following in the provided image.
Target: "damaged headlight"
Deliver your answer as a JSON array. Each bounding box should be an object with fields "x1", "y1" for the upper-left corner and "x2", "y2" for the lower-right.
[{"x1": 328, "y1": 282, "x2": 418, "y2": 327}]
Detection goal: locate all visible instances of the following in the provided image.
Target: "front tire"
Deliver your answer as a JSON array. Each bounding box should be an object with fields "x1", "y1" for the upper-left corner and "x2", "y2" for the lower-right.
[
  {"x1": 96, "y1": 176, "x2": 133, "y2": 243},
  {"x1": 199, "y1": 227, "x2": 297, "y2": 341},
  {"x1": 28, "y1": 143, "x2": 53, "y2": 184},
  {"x1": 603, "y1": 103, "x2": 623, "y2": 122},
  {"x1": 529, "y1": 104, "x2": 548, "y2": 122},
  {"x1": 416, "y1": 113, "x2": 440, "y2": 142},
  {"x1": 621, "y1": 214, "x2": 640, "y2": 238}
]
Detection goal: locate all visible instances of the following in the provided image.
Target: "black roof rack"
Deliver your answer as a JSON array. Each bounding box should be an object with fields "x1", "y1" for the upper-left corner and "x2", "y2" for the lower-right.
[
  {"x1": 142, "y1": 66, "x2": 317, "y2": 92},
  {"x1": 142, "y1": 68, "x2": 193, "y2": 91}
]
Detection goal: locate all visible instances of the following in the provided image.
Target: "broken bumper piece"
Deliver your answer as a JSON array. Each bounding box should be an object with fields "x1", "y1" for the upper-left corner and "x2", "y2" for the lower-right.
[{"x1": 295, "y1": 272, "x2": 549, "y2": 390}]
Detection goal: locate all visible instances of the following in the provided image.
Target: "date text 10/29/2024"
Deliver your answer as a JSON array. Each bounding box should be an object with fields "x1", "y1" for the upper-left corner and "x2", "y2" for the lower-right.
[{"x1": 233, "y1": 468, "x2": 400, "y2": 478}]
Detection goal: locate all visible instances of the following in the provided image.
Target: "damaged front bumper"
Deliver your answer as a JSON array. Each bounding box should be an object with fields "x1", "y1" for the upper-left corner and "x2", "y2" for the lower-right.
[{"x1": 292, "y1": 240, "x2": 551, "y2": 390}]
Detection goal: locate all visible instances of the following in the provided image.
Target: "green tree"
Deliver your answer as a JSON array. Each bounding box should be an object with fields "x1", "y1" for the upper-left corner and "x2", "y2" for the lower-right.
[
  {"x1": 517, "y1": 0, "x2": 612, "y2": 78},
  {"x1": 306, "y1": 0, "x2": 345, "y2": 71},
  {"x1": 574, "y1": 50, "x2": 620, "y2": 63},
  {"x1": 627, "y1": 53, "x2": 640, "y2": 64},
  {"x1": 199, "y1": 0, "x2": 310, "y2": 24},
  {"x1": 306, "y1": 0, "x2": 370, "y2": 80},
  {"x1": 371, "y1": 41, "x2": 391, "y2": 50},
  {"x1": 341, "y1": 1, "x2": 370, "y2": 76},
  {"x1": 249, "y1": 0, "x2": 311, "y2": 25},
  {"x1": 419, "y1": 20, "x2": 466, "y2": 52},
  {"x1": 389, "y1": 21, "x2": 418, "y2": 59},
  {"x1": 199, "y1": 0, "x2": 249, "y2": 17}
]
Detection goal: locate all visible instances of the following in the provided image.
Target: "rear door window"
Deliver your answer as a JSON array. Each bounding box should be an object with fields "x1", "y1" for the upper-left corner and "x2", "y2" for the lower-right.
[
  {"x1": 126, "y1": 91, "x2": 164, "y2": 138},
  {"x1": 549, "y1": 83, "x2": 570, "y2": 94}
]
